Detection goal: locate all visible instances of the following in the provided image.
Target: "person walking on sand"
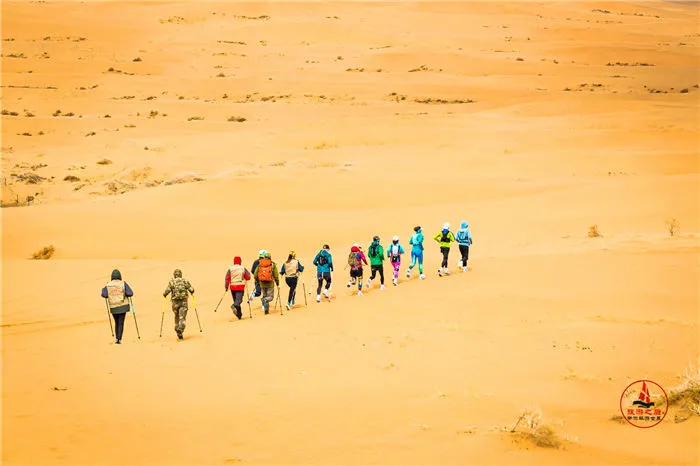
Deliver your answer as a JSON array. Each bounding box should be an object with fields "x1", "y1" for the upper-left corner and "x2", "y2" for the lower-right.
[
  {"x1": 313, "y1": 244, "x2": 334, "y2": 302},
  {"x1": 406, "y1": 226, "x2": 426, "y2": 280},
  {"x1": 280, "y1": 251, "x2": 305, "y2": 310},
  {"x1": 366, "y1": 235, "x2": 386, "y2": 291},
  {"x1": 434, "y1": 222, "x2": 456, "y2": 276},
  {"x1": 225, "y1": 256, "x2": 251, "y2": 320},
  {"x1": 248, "y1": 250, "x2": 266, "y2": 301},
  {"x1": 387, "y1": 235, "x2": 406, "y2": 286},
  {"x1": 101, "y1": 269, "x2": 134, "y2": 344},
  {"x1": 252, "y1": 252, "x2": 279, "y2": 314},
  {"x1": 455, "y1": 220, "x2": 473, "y2": 272},
  {"x1": 163, "y1": 269, "x2": 195, "y2": 340},
  {"x1": 347, "y1": 243, "x2": 368, "y2": 295}
]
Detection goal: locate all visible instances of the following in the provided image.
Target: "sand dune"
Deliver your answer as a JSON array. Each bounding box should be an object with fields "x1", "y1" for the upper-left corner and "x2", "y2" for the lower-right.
[{"x1": 2, "y1": 1, "x2": 699, "y2": 465}]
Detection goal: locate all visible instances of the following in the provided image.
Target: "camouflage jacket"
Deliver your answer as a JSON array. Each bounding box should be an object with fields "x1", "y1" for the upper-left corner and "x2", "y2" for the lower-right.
[{"x1": 164, "y1": 277, "x2": 194, "y2": 300}]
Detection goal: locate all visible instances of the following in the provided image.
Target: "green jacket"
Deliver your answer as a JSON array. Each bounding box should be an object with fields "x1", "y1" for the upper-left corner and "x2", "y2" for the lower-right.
[
  {"x1": 252, "y1": 261, "x2": 280, "y2": 289},
  {"x1": 434, "y1": 230, "x2": 456, "y2": 248},
  {"x1": 368, "y1": 242, "x2": 385, "y2": 266}
]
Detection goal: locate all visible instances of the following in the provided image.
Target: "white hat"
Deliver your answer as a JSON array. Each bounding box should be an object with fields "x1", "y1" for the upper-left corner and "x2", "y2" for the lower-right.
[
  {"x1": 353, "y1": 243, "x2": 360, "y2": 247},
  {"x1": 392, "y1": 235, "x2": 399, "y2": 241},
  {"x1": 443, "y1": 222, "x2": 450, "y2": 229},
  {"x1": 258, "y1": 249, "x2": 267, "y2": 256}
]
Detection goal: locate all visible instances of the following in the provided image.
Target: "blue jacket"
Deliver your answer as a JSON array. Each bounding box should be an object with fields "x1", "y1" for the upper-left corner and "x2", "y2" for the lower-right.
[
  {"x1": 313, "y1": 250, "x2": 334, "y2": 273},
  {"x1": 387, "y1": 243, "x2": 405, "y2": 259},
  {"x1": 409, "y1": 230, "x2": 424, "y2": 253},
  {"x1": 456, "y1": 221, "x2": 472, "y2": 246}
]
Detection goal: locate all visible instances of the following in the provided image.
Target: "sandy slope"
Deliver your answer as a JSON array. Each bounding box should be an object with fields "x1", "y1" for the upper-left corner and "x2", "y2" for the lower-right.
[{"x1": 2, "y1": 1, "x2": 699, "y2": 465}]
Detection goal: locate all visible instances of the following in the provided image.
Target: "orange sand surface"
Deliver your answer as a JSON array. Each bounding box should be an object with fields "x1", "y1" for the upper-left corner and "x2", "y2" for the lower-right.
[{"x1": 1, "y1": 1, "x2": 699, "y2": 465}]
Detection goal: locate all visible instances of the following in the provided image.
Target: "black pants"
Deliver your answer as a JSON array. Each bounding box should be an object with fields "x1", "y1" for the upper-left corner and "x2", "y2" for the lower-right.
[
  {"x1": 253, "y1": 281, "x2": 261, "y2": 297},
  {"x1": 230, "y1": 290, "x2": 244, "y2": 319},
  {"x1": 112, "y1": 312, "x2": 126, "y2": 341},
  {"x1": 440, "y1": 247, "x2": 450, "y2": 268},
  {"x1": 370, "y1": 264, "x2": 384, "y2": 285},
  {"x1": 316, "y1": 272, "x2": 331, "y2": 294},
  {"x1": 285, "y1": 276, "x2": 298, "y2": 303},
  {"x1": 459, "y1": 245, "x2": 470, "y2": 266}
]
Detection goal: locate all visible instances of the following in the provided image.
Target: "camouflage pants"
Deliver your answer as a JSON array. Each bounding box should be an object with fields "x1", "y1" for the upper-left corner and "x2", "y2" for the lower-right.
[{"x1": 172, "y1": 299, "x2": 188, "y2": 333}]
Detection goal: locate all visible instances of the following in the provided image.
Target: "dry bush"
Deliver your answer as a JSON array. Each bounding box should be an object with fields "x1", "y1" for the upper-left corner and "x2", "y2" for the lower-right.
[
  {"x1": 31, "y1": 245, "x2": 55, "y2": 260},
  {"x1": 588, "y1": 224, "x2": 602, "y2": 238},
  {"x1": 163, "y1": 172, "x2": 204, "y2": 186},
  {"x1": 63, "y1": 175, "x2": 80, "y2": 182},
  {"x1": 669, "y1": 360, "x2": 700, "y2": 422},
  {"x1": 510, "y1": 407, "x2": 563, "y2": 449},
  {"x1": 187, "y1": 116, "x2": 204, "y2": 121},
  {"x1": 306, "y1": 141, "x2": 337, "y2": 150},
  {"x1": 228, "y1": 116, "x2": 246, "y2": 122},
  {"x1": 96, "y1": 158, "x2": 112, "y2": 165},
  {"x1": 666, "y1": 218, "x2": 680, "y2": 237}
]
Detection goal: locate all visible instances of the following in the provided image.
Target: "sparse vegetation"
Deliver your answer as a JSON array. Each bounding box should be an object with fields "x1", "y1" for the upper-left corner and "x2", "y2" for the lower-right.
[
  {"x1": 187, "y1": 116, "x2": 204, "y2": 121},
  {"x1": 666, "y1": 218, "x2": 680, "y2": 236},
  {"x1": 307, "y1": 141, "x2": 338, "y2": 150},
  {"x1": 1, "y1": 109, "x2": 19, "y2": 116},
  {"x1": 31, "y1": 245, "x2": 55, "y2": 260},
  {"x1": 606, "y1": 62, "x2": 655, "y2": 67},
  {"x1": 85, "y1": 131, "x2": 96, "y2": 137},
  {"x1": 96, "y1": 158, "x2": 113, "y2": 165},
  {"x1": 509, "y1": 408, "x2": 563, "y2": 449},
  {"x1": 228, "y1": 116, "x2": 247, "y2": 122},
  {"x1": 216, "y1": 72, "x2": 226, "y2": 77},
  {"x1": 414, "y1": 97, "x2": 474, "y2": 104},
  {"x1": 132, "y1": 57, "x2": 142, "y2": 62},
  {"x1": 588, "y1": 224, "x2": 602, "y2": 238},
  {"x1": 63, "y1": 175, "x2": 80, "y2": 182},
  {"x1": 669, "y1": 360, "x2": 700, "y2": 422}
]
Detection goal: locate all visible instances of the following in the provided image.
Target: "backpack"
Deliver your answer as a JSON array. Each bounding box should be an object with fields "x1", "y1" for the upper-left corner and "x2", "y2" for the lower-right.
[
  {"x1": 369, "y1": 242, "x2": 378, "y2": 258},
  {"x1": 170, "y1": 278, "x2": 189, "y2": 300},
  {"x1": 316, "y1": 252, "x2": 328, "y2": 266},
  {"x1": 389, "y1": 244, "x2": 401, "y2": 261},
  {"x1": 441, "y1": 231, "x2": 450, "y2": 243},
  {"x1": 348, "y1": 251, "x2": 361, "y2": 268},
  {"x1": 257, "y1": 258, "x2": 273, "y2": 281}
]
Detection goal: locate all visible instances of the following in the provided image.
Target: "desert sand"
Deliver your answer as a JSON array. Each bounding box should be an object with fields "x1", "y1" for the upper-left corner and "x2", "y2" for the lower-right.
[{"x1": 1, "y1": 1, "x2": 699, "y2": 465}]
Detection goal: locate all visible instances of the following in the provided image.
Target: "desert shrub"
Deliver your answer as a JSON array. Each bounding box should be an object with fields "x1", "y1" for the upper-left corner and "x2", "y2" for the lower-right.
[
  {"x1": 669, "y1": 360, "x2": 700, "y2": 422},
  {"x1": 666, "y1": 218, "x2": 680, "y2": 237},
  {"x1": 588, "y1": 224, "x2": 602, "y2": 237},
  {"x1": 96, "y1": 158, "x2": 113, "y2": 165},
  {"x1": 31, "y1": 245, "x2": 55, "y2": 260},
  {"x1": 228, "y1": 116, "x2": 246, "y2": 122},
  {"x1": 510, "y1": 408, "x2": 563, "y2": 449},
  {"x1": 63, "y1": 175, "x2": 80, "y2": 182}
]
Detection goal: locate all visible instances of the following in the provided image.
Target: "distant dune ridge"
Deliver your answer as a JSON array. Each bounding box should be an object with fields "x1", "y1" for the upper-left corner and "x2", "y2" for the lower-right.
[{"x1": 1, "y1": 1, "x2": 698, "y2": 465}]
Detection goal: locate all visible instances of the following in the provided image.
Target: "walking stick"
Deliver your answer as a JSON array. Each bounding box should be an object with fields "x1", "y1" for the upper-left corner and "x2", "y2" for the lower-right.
[
  {"x1": 302, "y1": 275, "x2": 308, "y2": 307},
  {"x1": 129, "y1": 297, "x2": 141, "y2": 340},
  {"x1": 213, "y1": 290, "x2": 226, "y2": 312},
  {"x1": 244, "y1": 282, "x2": 252, "y2": 319},
  {"x1": 191, "y1": 294, "x2": 203, "y2": 332},
  {"x1": 104, "y1": 298, "x2": 114, "y2": 337},
  {"x1": 275, "y1": 285, "x2": 282, "y2": 314},
  {"x1": 159, "y1": 296, "x2": 166, "y2": 337}
]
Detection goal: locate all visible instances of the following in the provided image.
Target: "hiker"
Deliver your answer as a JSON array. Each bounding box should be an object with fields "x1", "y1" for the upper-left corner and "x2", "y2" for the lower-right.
[
  {"x1": 252, "y1": 252, "x2": 279, "y2": 314},
  {"x1": 248, "y1": 250, "x2": 266, "y2": 301},
  {"x1": 434, "y1": 222, "x2": 456, "y2": 276},
  {"x1": 225, "y1": 256, "x2": 252, "y2": 319},
  {"x1": 366, "y1": 235, "x2": 386, "y2": 290},
  {"x1": 101, "y1": 269, "x2": 134, "y2": 344},
  {"x1": 406, "y1": 226, "x2": 426, "y2": 280},
  {"x1": 313, "y1": 244, "x2": 334, "y2": 302},
  {"x1": 347, "y1": 243, "x2": 368, "y2": 295},
  {"x1": 455, "y1": 220, "x2": 473, "y2": 272},
  {"x1": 280, "y1": 251, "x2": 304, "y2": 310},
  {"x1": 163, "y1": 269, "x2": 195, "y2": 340},
  {"x1": 387, "y1": 235, "x2": 406, "y2": 286}
]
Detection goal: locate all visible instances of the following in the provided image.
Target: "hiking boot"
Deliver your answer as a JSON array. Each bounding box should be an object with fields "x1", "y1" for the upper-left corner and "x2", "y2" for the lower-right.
[
  {"x1": 322, "y1": 289, "x2": 329, "y2": 298},
  {"x1": 347, "y1": 281, "x2": 353, "y2": 288},
  {"x1": 249, "y1": 291, "x2": 256, "y2": 300},
  {"x1": 366, "y1": 279, "x2": 372, "y2": 288},
  {"x1": 458, "y1": 260, "x2": 463, "y2": 268},
  {"x1": 316, "y1": 294, "x2": 321, "y2": 302},
  {"x1": 445, "y1": 269, "x2": 450, "y2": 275},
  {"x1": 419, "y1": 274, "x2": 426, "y2": 280},
  {"x1": 286, "y1": 302, "x2": 291, "y2": 311},
  {"x1": 392, "y1": 277, "x2": 398, "y2": 286},
  {"x1": 291, "y1": 299, "x2": 295, "y2": 306},
  {"x1": 405, "y1": 271, "x2": 411, "y2": 278},
  {"x1": 115, "y1": 340, "x2": 121, "y2": 345},
  {"x1": 177, "y1": 331, "x2": 183, "y2": 340},
  {"x1": 438, "y1": 268, "x2": 443, "y2": 277},
  {"x1": 358, "y1": 290, "x2": 363, "y2": 296},
  {"x1": 463, "y1": 267, "x2": 468, "y2": 272},
  {"x1": 380, "y1": 285, "x2": 386, "y2": 290}
]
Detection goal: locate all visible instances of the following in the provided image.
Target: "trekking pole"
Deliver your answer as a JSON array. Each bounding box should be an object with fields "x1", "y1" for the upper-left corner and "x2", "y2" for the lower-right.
[
  {"x1": 159, "y1": 296, "x2": 166, "y2": 337},
  {"x1": 302, "y1": 276, "x2": 308, "y2": 307},
  {"x1": 276, "y1": 285, "x2": 282, "y2": 314},
  {"x1": 213, "y1": 290, "x2": 226, "y2": 312},
  {"x1": 191, "y1": 294, "x2": 203, "y2": 332},
  {"x1": 104, "y1": 299, "x2": 114, "y2": 337},
  {"x1": 245, "y1": 282, "x2": 252, "y2": 319},
  {"x1": 129, "y1": 297, "x2": 141, "y2": 340}
]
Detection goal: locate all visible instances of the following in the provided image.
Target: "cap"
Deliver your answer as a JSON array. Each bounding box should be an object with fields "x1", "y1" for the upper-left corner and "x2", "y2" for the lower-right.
[
  {"x1": 392, "y1": 235, "x2": 399, "y2": 241},
  {"x1": 258, "y1": 249, "x2": 267, "y2": 257},
  {"x1": 443, "y1": 222, "x2": 450, "y2": 230},
  {"x1": 373, "y1": 235, "x2": 380, "y2": 241}
]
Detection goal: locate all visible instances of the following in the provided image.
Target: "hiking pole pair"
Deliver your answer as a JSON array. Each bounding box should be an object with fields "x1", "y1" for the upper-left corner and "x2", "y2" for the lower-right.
[
  {"x1": 128, "y1": 297, "x2": 141, "y2": 340},
  {"x1": 275, "y1": 284, "x2": 283, "y2": 314},
  {"x1": 301, "y1": 274, "x2": 308, "y2": 307},
  {"x1": 159, "y1": 296, "x2": 166, "y2": 337},
  {"x1": 104, "y1": 299, "x2": 114, "y2": 337},
  {"x1": 191, "y1": 294, "x2": 203, "y2": 332}
]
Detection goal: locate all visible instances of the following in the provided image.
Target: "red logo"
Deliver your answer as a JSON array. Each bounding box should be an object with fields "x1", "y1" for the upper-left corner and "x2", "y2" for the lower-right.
[{"x1": 619, "y1": 380, "x2": 668, "y2": 428}]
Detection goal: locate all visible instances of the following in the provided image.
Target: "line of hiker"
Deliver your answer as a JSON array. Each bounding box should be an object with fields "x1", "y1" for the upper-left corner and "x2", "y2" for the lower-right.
[{"x1": 100, "y1": 221, "x2": 472, "y2": 344}]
